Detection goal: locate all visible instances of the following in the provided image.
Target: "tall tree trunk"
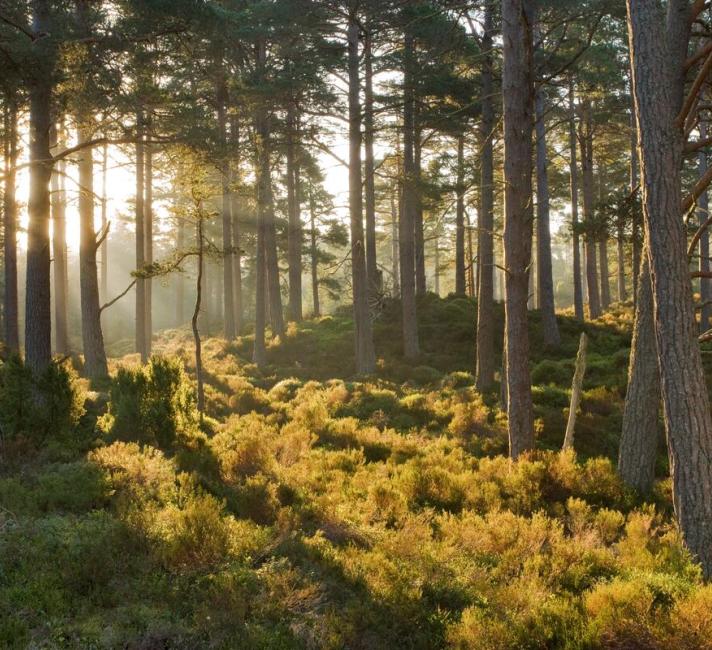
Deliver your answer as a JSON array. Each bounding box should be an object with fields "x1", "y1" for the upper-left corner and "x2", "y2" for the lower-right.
[
  {"x1": 616, "y1": 215, "x2": 627, "y2": 302},
  {"x1": 144, "y1": 129, "x2": 153, "y2": 357},
  {"x1": 400, "y1": 29, "x2": 420, "y2": 359},
  {"x1": 25, "y1": 0, "x2": 55, "y2": 375},
  {"x1": 286, "y1": 103, "x2": 303, "y2": 322},
  {"x1": 176, "y1": 212, "x2": 185, "y2": 326},
  {"x1": 309, "y1": 185, "x2": 320, "y2": 317},
  {"x1": 77, "y1": 123, "x2": 108, "y2": 379},
  {"x1": 193, "y1": 215, "x2": 205, "y2": 415},
  {"x1": 476, "y1": 3, "x2": 496, "y2": 391},
  {"x1": 619, "y1": 254, "x2": 659, "y2": 494},
  {"x1": 434, "y1": 233, "x2": 440, "y2": 295},
  {"x1": 230, "y1": 116, "x2": 243, "y2": 335},
  {"x1": 101, "y1": 140, "x2": 108, "y2": 305},
  {"x1": 391, "y1": 186, "x2": 400, "y2": 297},
  {"x1": 364, "y1": 28, "x2": 378, "y2": 293},
  {"x1": 502, "y1": 0, "x2": 535, "y2": 458},
  {"x1": 466, "y1": 210, "x2": 476, "y2": 298},
  {"x1": 455, "y1": 133, "x2": 467, "y2": 295},
  {"x1": 698, "y1": 120, "x2": 712, "y2": 331},
  {"x1": 579, "y1": 98, "x2": 601, "y2": 319},
  {"x1": 627, "y1": 0, "x2": 712, "y2": 578},
  {"x1": 598, "y1": 237, "x2": 611, "y2": 309},
  {"x1": 217, "y1": 73, "x2": 236, "y2": 339},
  {"x1": 348, "y1": 15, "x2": 376, "y2": 373},
  {"x1": 50, "y1": 122, "x2": 69, "y2": 355},
  {"x1": 3, "y1": 96, "x2": 19, "y2": 354},
  {"x1": 414, "y1": 122, "x2": 426, "y2": 296},
  {"x1": 535, "y1": 81, "x2": 560, "y2": 347},
  {"x1": 135, "y1": 112, "x2": 147, "y2": 363}
]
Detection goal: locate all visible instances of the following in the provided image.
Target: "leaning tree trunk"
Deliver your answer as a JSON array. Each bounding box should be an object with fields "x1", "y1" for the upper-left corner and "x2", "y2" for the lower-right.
[
  {"x1": 25, "y1": 0, "x2": 55, "y2": 375},
  {"x1": 455, "y1": 133, "x2": 467, "y2": 295},
  {"x1": 286, "y1": 103, "x2": 303, "y2": 322},
  {"x1": 3, "y1": 96, "x2": 19, "y2": 354},
  {"x1": 627, "y1": 0, "x2": 712, "y2": 578},
  {"x1": 77, "y1": 123, "x2": 108, "y2": 379},
  {"x1": 618, "y1": 254, "x2": 660, "y2": 494},
  {"x1": 348, "y1": 16, "x2": 376, "y2": 373},
  {"x1": 568, "y1": 79, "x2": 584, "y2": 320},
  {"x1": 400, "y1": 29, "x2": 420, "y2": 360},
  {"x1": 502, "y1": 0, "x2": 535, "y2": 458},
  {"x1": 364, "y1": 28, "x2": 379, "y2": 294},
  {"x1": 476, "y1": 3, "x2": 496, "y2": 391},
  {"x1": 580, "y1": 99, "x2": 601, "y2": 319},
  {"x1": 535, "y1": 80, "x2": 560, "y2": 348}
]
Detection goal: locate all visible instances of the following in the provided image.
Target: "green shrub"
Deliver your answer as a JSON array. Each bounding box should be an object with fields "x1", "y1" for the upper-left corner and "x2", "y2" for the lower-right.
[
  {"x1": 98, "y1": 356, "x2": 199, "y2": 449},
  {"x1": 0, "y1": 356, "x2": 85, "y2": 447}
]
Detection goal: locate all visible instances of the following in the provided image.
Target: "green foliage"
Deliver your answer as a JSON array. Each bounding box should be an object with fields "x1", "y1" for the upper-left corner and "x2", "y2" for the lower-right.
[
  {"x1": 0, "y1": 356, "x2": 85, "y2": 448},
  {"x1": 98, "y1": 356, "x2": 199, "y2": 449}
]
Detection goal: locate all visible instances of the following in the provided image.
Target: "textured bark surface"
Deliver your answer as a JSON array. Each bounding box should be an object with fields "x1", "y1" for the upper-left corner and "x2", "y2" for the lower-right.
[
  {"x1": 3, "y1": 98, "x2": 19, "y2": 353},
  {"x1": 502, "y1": 0, "x2": 535, "y2": 458},
  {"x1": 627, "y1": 0, "x2": 712, "y2": 577},
  {"x1": 630, "y1": 114, "x2": 641, "y2": 306},
  {"x1": 698, "y1": 121, "x2": 711, "y2": 331},
  {"x1": 568, "y1": 81, "x2": 584, "y2": 321},
  {"x1": 475, "y1": 3, "x2": 495, "y2": 391},
  {"x1": 455, "y1": 134, "x2": 467, "y2": 296},
  {"x1": 400, "y1": 29, "x2": 420, "y2": 360},
  {"x1": 579, "y1": 99, "x2": 601, "y2": 319},
  {"x1": 348, "y1": 17, "x2": 376, "y2": 373},
  {"x1": 286, "y1": 104, "x2": 303, "y2": 323},
  {"x1": 535, "y1": 83, "x2": 560, "y2": 347},
  {"x1": 25, "y1": 0, "x2": 55, "y2": 375},
  {"x1": 619, "y1": 255, "x2": 660, "y2": 494},
  {"x1": 77, "y1": 124, "x2": 108, "y2": 379}
]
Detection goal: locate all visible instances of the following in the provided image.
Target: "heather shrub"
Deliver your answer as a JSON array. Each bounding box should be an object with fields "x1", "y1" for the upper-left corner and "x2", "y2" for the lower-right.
[{"x1": 98, "y1": 356, "x2": 198, "y2": 449}]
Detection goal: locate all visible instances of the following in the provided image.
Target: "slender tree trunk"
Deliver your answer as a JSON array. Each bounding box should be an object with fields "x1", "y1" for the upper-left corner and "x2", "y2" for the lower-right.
[
  {"x1": 286, "y1": 103, "x2": 303, "y2": 322},
  {"x1": 230, "y1": 116, "x2": 243, "y2": 335},
  {"x1": 434, "y1": 233, "x2": 440, "y2": 295},
  {"x1": 616, "y1": 215, "x2": 627, "y2": 303},
  {"x1": 627, "y1": 0, "x2": 712, "y2": 578},
  {"x1": 144, "y1": 129, "x2": 153, "y2": 357},
  {"x1": 101, "y1": 140, "x2": 108, "y2": 305},
  {"x1": 309, "y1": 185, "x2": 320, "y2": 317},
  {"x1": 3, "y1": 97, "x2": 19, "y2": 354},
  {"x1": 391, "y1": 184, "x2": 400, "y2": 298},
  {"x1": 619, "y1": 254, "x2": 659, "y2": 494},
  {"x1": 77, "y1": 123, "x2": 108, "y2": 379},
  {"x1": 364, "y1": 28, "x2": 378, "y2": 293},
  {"x1": 25, "y1": 0, "x2": 55, "y2": 375},
  {"x1": 193, "y1": 215, "x2": 205, "y2": 415},
  {"x1": 502, "y1": 0, "x2": 535, "y2": 458},
  {"x1": 580, "y1": 98, "x2": 601, "y2": 319},
  {"x1": 476, "y1": 4, "x2": 496, "y2": 391},
  {"x1": 455, "y1": 133, "x2": 467, "y2": 295},
  {"x1": 216, "y1": 72, "x2": 235, "y2": 339},
  {"x1": 50, "y1": 122, "x2": 69, "y2": 355},
  {"x1": 176, "y1": 212, "x2": 185, "y2": 326},
  {"x1": 598, "y1": 237, "x2": 610, "y2": 309},
  {"x1": 698, "y1": 120, "x2": 712, "y2": 331},
  {"x1": 414, "y1": 123, "x2": 426, "y2": 296},
  {"x1": 535, "y1": 81, "x2": 560, "y2": 347},
  {"x1": 563, "y1": 332, "x2": 588, "y2": 450},
  {"x1": 466, "y1": 211, "x2": 476, "y2": 298},
  {"x1": 135, "y1": 112, "x2": 147, "y2": 363},
  {"x1": 348, "y1": 16, "x2": 376, "y2": 373}
]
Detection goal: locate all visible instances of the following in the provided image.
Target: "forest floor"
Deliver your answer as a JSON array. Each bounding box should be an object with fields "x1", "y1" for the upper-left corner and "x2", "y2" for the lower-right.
[{"x1": 2, "y1": 295, "x2": 712, "y2": 649}]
